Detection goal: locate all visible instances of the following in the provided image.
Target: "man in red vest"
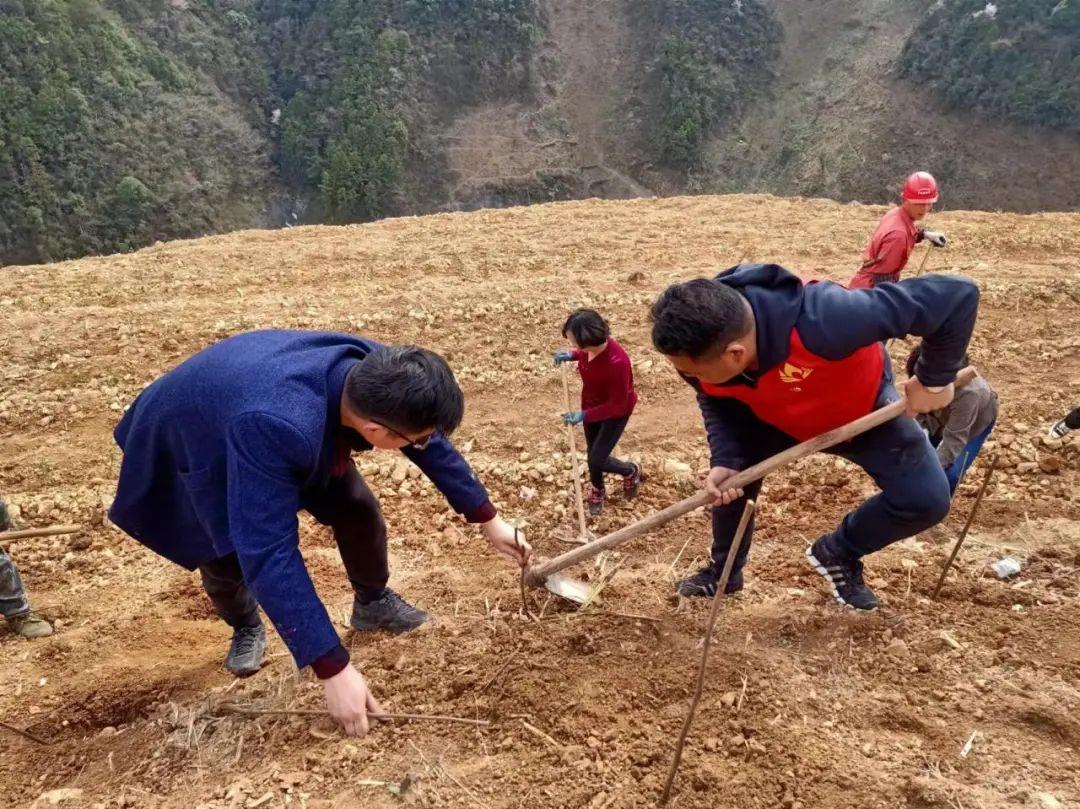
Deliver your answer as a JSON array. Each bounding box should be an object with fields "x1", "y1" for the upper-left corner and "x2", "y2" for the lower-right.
[
  {"x1": 651, "y1": 264, "x2": 979, "y2": 610},
  {"x1": 849, "y1": 171, "x2": 948, "y2": 289}
]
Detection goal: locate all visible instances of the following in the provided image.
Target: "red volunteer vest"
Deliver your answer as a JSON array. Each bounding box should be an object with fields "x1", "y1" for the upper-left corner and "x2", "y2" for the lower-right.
[{"x1": 700, "y1": 328, "x2": 884, "y2": 441}]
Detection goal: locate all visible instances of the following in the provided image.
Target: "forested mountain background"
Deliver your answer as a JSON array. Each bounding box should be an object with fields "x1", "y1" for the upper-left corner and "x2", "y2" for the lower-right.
[{"x1": 2, "y1": 0, "x2": 1077, "y2": 265}]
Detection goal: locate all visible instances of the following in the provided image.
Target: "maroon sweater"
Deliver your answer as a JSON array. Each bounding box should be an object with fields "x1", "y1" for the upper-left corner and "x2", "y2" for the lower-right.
[{"x1": 571, "y1": 339, "x2": 638, "y2": 423}]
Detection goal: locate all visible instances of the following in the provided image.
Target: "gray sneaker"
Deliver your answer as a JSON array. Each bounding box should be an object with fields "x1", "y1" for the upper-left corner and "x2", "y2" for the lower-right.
[
  {"x1": 225, "y1": 624, "x2": 266, "y2": 677},
  {"x1": 350, "y1": 589, "x2": 429, "y2": 633},
  {"x1": 675, "y1": 566, "x2": 744, "y2": 598},
  {"x1": 805, "y1": 539, "x2": 879, "y2": 611},
  {"x1": 7, "y1": 610, "x2": 54, "y2": 639}
]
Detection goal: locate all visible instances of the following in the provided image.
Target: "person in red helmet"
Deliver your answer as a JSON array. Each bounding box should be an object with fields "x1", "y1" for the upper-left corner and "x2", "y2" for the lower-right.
[{"x1": 849, "y1": 172, "x2": 948, "y2": 289}]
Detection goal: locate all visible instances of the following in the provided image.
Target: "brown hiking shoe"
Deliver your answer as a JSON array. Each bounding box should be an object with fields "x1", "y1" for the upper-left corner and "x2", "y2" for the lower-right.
[
  {"x1": 622, "y1": 463, "x2": 643, "y2": 500},
  {"x1": 7, "y1": 610, "x2": 54, "y2": 639}
]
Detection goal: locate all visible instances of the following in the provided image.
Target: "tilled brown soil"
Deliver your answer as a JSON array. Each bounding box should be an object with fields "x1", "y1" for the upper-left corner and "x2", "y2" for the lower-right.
[{"x1": 1, "y1": 195, "x2": 1078, "y2": 808}]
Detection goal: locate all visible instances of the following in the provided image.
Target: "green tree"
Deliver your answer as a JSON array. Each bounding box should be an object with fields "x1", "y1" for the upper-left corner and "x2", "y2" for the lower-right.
[
  {"x1": 108, "y1": 176, "x2": 155, "y2": 251},
  {"x1": 649, "y1": 0, "x2": 780, "y2": 169},
  {"x1": 901, "y1": 0, "x2": 1079, "y2": 132}
]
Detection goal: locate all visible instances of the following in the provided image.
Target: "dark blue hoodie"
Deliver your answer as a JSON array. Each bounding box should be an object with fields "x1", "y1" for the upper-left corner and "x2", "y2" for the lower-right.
[{"x1": 690, "y1": 264, "x2": 979, "y2": 468}]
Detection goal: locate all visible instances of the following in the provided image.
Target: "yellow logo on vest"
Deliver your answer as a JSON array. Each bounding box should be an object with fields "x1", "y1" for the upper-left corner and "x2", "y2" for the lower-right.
[{"x1": 779, "y1": 363, "x2": 814, "y2": 386}]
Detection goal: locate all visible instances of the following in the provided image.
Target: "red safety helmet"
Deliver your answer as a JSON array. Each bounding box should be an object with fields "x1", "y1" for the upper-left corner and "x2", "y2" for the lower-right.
[{"x1": 902, "y1": 171, "x2": 939, "y2": 204}]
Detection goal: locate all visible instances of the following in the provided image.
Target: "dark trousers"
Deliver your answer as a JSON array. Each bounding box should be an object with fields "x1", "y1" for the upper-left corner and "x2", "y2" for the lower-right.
[
  {"x1": 1066, "y1": 407, "x2": 1080, "y2": 430},
  {"x1": 198, "y1": 466, "x2": 388, "y2": 627},
  {"x1": 709, "y1": 380, "x2": 951, "y2": 574},
  {"x1": 583, "y1": 416, "x2": 635, "y2": 490}
]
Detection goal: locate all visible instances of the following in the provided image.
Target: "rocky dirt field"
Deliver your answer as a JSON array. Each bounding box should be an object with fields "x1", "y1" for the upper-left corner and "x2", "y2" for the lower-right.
[{"x1": 1, "y1": 194, "x2": 1078, "y2": 808}]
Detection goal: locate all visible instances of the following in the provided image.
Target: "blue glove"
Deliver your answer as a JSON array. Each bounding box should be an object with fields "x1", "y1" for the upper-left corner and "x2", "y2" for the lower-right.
[
  {"x1": 553, "y1": 350, "x2": 574, "y2": 366},
  {"x1": 562, "y1": 411, "x2": 584, "y2": 425}
]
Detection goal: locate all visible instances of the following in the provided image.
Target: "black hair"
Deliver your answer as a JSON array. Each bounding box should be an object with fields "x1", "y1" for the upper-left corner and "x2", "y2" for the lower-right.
[
  {"x1": 650, "y1": 279, "x2": 752, "y2": 357},
  {"x1": 344, "y1": 346, "x2": 464, "y2": 435},
  {"x1": 905, "y1": 344, "x2": 970, "y2": 378},
  {"x1": 561, "y1": 308, "x2": 610, "y2": 348}
]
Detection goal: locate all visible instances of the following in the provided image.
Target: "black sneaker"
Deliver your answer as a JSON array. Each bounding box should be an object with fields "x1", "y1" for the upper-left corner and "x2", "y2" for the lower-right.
[
  {"x1": 350, "y1": 589, "x2": 430, "y2": 633},
  {"x1": 675, "y1": 566, "x2": 744, "y2": 598},
  {"x1": 225, "y1": 624, "x2": 266, "y2": 677},
  {"x1": 805, "y1": 539, "x2": 879, "y2": 611},
  {"x1": 1047, "y1": 418, "x2": 1072, "y2": 440},
  {"x1": 588, "y1": 487, "x2": 605, "y2": 516},
  {"x1": 622, "y1": 463, "x2": 643, "y2": 501}
]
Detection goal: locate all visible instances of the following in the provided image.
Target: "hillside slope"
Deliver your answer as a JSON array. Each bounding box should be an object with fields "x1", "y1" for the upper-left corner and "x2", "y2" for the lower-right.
[
  {"x1": 699, "y1": 0, "x2": 1080, "y2": 211},
  {"x1": 2, "y1": 0, "x2": 1078, "y2": 266},
  {"x1": 1, "y1": 195, "x2": 1079, "y2": 807},
  {"x1": 0, "y1": 0, "x2": 271, "y2": 265},
  {"x1": 441, "y1": 0, "x2": 1080, "y2": 214}
]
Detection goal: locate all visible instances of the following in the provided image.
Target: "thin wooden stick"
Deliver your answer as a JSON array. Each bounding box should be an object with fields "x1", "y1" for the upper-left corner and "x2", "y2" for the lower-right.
[
  {"x1": 479, "y1": 649, "x2": 520, "y2": 693},
  {"x1": 1, "y1": 524, "x2": 82, "y2": 541},
  {"x1": 515, "y1": 527, "x2": 537, "y2": 621},
  {"x1": 561, "y1": 363, "x2": 588, "y2": 542},
  {"x1": 567, "y1": 610, "x2": 661, "y2": 623},
  {"x1": 914, "y1": 242, "x2": 934, "y2": 277},
  {"x1": 0, "y1": 719, "x2": 53, "y2": 745},
  {"x1": 931, "y1": 455, "x2": 997, "y2": 599},
  {"x1": 215, "y1": 704, "x2": 490, "y2": 727},
  {"x1": 660, "y1": 500, "x2": 756, "y2": 806},
  {"x1": 527, "y1": 368, "x2": 976, "y2": 587}
]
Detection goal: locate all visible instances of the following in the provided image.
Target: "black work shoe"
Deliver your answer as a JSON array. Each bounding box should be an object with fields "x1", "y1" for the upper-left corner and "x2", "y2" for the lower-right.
[
  {"x1": 350, "y1": 589, "x2": 430, "y2": 633},
  {"x1": 805, "y1": 539, "x2": 879, "y2": 611},
  {"x1": 622, "y1": 463, "x2": 643, "y2": 501},
  {"x1": 588, "y1": 487, "x2": 605, "y2": 516},
  {"x1": 225, "y1": 624, "x2": 266, "y2": 677},
  {"x1": 675, "y1": 566, "x2": 744, "y2": 598}
]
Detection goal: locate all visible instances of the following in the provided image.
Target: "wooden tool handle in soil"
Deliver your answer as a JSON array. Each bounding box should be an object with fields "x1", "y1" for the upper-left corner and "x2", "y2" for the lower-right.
[
  {"x1": 660, "y1": 499, "x2": 755, "y2": 805},
  {"x1": 561, "y1": 363, "x2": 588, "y2": 540},
  {"x1": 1, "y1": 524, "x2": 82, "y2": 541},
  {"x1": 525, "y1": 366, "x2": 976, "y2": 587}
]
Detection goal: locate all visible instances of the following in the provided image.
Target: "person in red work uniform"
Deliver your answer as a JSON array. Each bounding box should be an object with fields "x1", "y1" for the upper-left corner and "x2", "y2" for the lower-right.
[
  {"x1": 554, "y1": 309, "x2": 642, "y2": 516},
  {"x1": 651, "y1": 264, "x2": 979, "y2": 610},
  {"x1": 849, "y1": 171, "x2": 948, "y2": 289}
]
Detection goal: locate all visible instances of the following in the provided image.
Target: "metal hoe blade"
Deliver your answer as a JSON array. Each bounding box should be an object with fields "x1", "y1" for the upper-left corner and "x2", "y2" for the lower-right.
[{"x1": 542, "y1": 572, "x2": 594, "y2": 604}]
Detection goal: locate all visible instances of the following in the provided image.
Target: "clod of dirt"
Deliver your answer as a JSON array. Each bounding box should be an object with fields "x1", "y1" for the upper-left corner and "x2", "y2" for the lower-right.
[
  {"x1": 660, "y1": 459, "x2": 693, "y2": 480},
  {"x1": 1033, "y1": 792, "x2": 1064, "y2": 809},
  {"x1": 885, "y1": 637, "x2": 910, "y2": 658},
  {"x1": 1038, "y1": 455, "x2": 1062, "y2": 474},
  {"x1": 34, "y1": 789, "x2": 84, "y2": 806},
  {"x1": 69, "y1": 533, "x2": 92, "y2": 551},
  {"x1": 904, "y1": 775, "x2": 955, "y2": 807}
]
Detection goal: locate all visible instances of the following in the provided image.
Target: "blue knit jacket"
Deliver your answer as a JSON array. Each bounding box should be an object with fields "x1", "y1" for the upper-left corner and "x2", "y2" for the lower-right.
[{"x1": 110, "y1": 330, "x2": 492, "y2": 670}]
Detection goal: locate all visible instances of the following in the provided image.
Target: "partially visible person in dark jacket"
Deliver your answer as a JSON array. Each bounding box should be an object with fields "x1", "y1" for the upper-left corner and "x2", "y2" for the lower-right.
[
  {"x1": 110, "y1": 330, "x2": 530, "y2": 738},
  {"x1": 906, "y1": 346, "x2": 997, "y2": 493},
  {"x1": 554, "y1": 309, "x2": 642, "y2": 516}
]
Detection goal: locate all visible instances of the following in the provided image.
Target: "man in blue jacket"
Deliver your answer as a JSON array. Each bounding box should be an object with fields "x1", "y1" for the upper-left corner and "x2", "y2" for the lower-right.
[
  {"x1": 110, "y1": 331, "x2": 530, "y2": 737},
  {"x1": 650, "y1": 265, "x2": 979, "y2": 610}
]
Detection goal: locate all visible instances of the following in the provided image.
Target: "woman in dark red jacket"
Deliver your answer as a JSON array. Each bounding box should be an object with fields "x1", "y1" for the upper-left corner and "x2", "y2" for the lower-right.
[{"x1": 554, "y1": 309, "x2": 642, "y2": 515}]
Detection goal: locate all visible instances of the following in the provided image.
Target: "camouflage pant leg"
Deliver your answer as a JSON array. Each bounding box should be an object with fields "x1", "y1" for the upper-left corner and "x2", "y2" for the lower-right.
[{"x1": 0, "y1": 545, "x2": 30, "y2": 619}]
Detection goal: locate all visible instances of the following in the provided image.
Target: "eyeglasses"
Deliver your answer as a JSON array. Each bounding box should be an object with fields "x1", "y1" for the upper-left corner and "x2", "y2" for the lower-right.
[{"x1": 372, "y1": 420, "x2": 437, "y2": 451}]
